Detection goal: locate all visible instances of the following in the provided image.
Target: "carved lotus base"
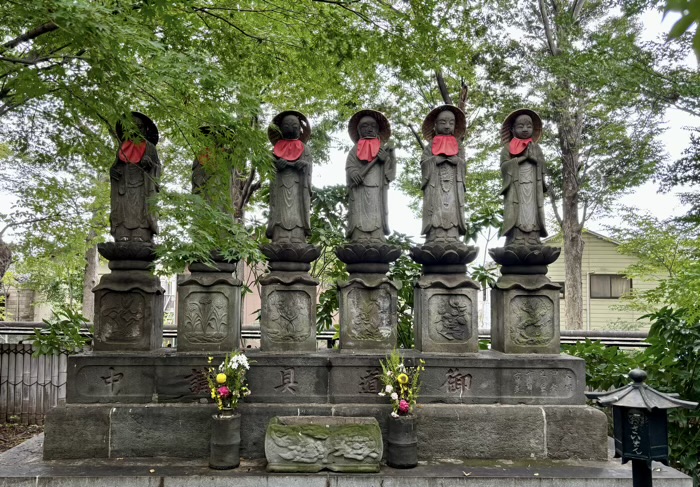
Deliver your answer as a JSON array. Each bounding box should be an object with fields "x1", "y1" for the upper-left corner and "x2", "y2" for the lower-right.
[
  {"x1": 410, "y1": 243, "x2": 478, "y2": 273},
  {"x1": 335, "y1": 242, "x2": 401, "y2": 274},
  {"x1": 98, "y1": 242, "x2": 157, "y2": 269},
  {"x1": 489, "y1": 245, "x2": 560, "y2": 275},
  {"x1": 262, "y1": 243, "x2": 320, "y2": 272}
]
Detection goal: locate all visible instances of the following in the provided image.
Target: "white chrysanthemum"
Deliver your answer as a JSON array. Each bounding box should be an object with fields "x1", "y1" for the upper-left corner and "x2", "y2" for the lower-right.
[
  {"x1": 390, "y1": 411, "x2": 399, "y2": 418},
  {"x1": 391, "y1": 392, "x2": 398, "y2": 401},
  {"x1": 385, "y1": 385, "x2": 393, "y2": 394},
  {"x1": 378, "y1": 392, "x2": 386, "y2": 397}
]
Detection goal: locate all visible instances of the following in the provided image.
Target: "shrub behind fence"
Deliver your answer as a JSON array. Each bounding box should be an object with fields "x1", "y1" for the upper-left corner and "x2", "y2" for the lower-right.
[{"x1": 0, "y1": 344, "x2": 67, "y2": 425}]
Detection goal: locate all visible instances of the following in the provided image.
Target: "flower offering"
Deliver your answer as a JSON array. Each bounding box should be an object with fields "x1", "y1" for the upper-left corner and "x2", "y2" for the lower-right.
[{"x1": 377, "y1": 349, "x2": 424, "y2": 417}]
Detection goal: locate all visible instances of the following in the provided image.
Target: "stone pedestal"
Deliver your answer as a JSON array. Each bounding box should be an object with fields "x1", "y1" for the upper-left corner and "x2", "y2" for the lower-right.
[
  {"x1": 336, "y1": 243, "x2": 401, "y2": 353},
  {"x1": 489, "y1": 245, "x2": 562, "y2": 354},
  {"x1": 410, "y1": 242, "x2": 480, "y2": 353},
  {"x1": 491, "y1": 280, "x2": 561, "y2": 354},
  {"x1": 260, "y1": 243, "x2": 320, "y2": 352},
  {"x1": 414, "y1": 279, "x2": 479, "y2": 353},
  {"x1": 338, "y1": 277, "x2": 398, "y2": 351},
  {"x1": 176, "y1": 258, "x2": 241, "y2": 352},
  {"x1": 93, "y1": 242, "x2": 164, "y2": 351}
]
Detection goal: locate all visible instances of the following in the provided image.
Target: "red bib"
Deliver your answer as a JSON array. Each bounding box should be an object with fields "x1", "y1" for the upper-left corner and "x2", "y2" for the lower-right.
[
  {"x1": 118, "y1": 140, "x2": 147, "y2": 164},
  {"x1": 431, "y1": 135, "x2": 459, "y2": 156},
  {"x1": 273, "y1": 139, "x2": 304, "y2": 162},
  {"x1": 357, "y1": 138, "x2": 381, "y2": 162},
  {"x1": 198, "y1": 147, "x2": 211, "y2": 165},
  {"x1": 509, "y1": 137, "x2": 532, "y2": 156}
]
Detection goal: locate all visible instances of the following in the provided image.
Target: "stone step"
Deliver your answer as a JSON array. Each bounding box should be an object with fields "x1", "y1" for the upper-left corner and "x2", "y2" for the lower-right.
[{"x1": 1, "y1": 435, "x2": 692, "y2": 487}]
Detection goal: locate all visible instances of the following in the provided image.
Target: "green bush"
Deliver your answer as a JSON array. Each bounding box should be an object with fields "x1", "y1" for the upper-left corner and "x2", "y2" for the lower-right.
[
  {"x1": 31, "y1": 305, "x2": 92, "y2": 356},
  {"x1": 565, "y1": 306, "x2": 700, "y2": 484}
]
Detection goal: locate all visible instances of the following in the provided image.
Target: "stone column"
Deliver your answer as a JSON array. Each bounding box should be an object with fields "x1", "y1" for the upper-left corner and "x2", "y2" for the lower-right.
[
  {"x1": 410, "y1": 244, "x2": 480, "y2": 353},
  {"x1": 176, "y1": 254, "x2": 241, "y2": 352},
  {"x1": 93, "y1": 242, "x2": 164, "y2": 351},
  {"x1": 489, "y1": 246, "x2": 561, "y2": 354}
]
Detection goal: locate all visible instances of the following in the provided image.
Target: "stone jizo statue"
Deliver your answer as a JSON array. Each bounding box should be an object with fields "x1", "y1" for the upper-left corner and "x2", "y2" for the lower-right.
[
  {"x1": 499, "y1": 109, "x2": 547, "y2": 247},
  {"x1": 266, "y1": 110, "x2": 312, "y2": 244},
  {"x1": 110, "y1": 112, "x2": 161, "y2": 243},
  {"x1": 345, "y1": 110, "x2": 395, "y2": 243},
  {"x1": 420, "y1": 105, "x2": 467, "y2": 244}
]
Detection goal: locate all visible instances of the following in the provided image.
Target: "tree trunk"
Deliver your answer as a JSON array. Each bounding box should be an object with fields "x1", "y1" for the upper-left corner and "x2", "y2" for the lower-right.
[
  {"x1": 557, "y1": 108, "x2": 584, "y2": 330},
  {"x1": 81, "y1": 231, "x2": 98, "y2": 321},
  {"x1": 0, "y1": 239, "x2": 11, "y2": 283}
]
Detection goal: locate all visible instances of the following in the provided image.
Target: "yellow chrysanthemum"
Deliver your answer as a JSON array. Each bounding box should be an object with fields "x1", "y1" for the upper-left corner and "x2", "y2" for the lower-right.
[
  {"x1": 216, "y1": 373, "x2": 227, "y2": 384},
  {"x1": 397, "y1": 373, "x2": 409, "y2": 385}
]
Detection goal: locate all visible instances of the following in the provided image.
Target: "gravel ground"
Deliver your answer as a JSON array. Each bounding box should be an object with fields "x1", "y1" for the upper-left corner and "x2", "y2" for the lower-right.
[{"x1": 0, "y1": 423, "x2": 43, "y2": 453}]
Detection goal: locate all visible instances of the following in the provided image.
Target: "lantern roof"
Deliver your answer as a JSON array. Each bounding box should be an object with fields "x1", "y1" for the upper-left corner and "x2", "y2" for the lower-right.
[{"x1": 586, "y1": 369, "x2": 699, "y2": 410}]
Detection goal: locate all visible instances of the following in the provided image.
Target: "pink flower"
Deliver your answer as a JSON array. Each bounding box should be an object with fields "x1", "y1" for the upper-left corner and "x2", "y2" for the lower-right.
[
  {"x1": 398, "y1": 400, "x2": 410, "y2": 414},
  {"x1": 217, "y1": 386, "x2": 231, "y2": 398}
]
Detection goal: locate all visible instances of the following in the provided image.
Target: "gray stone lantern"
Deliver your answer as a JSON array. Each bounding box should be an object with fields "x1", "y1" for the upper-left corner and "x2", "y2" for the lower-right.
[{"x1": 586, "y1": 369, "x2": 698, "y2": 487}]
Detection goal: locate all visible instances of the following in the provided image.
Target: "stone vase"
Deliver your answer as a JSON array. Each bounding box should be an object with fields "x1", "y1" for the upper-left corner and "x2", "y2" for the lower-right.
[
  {"x1": 386, "y1": 414, "x2": 417, "y2": 468},
  {"x1": 209, "y1": 409, "x2": 241, "y2": 469}
]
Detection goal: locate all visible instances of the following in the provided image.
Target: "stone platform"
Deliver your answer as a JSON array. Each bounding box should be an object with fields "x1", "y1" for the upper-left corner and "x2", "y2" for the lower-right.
[{"x1": 3, "y1": 434, "x2": 692, "y2": 487}]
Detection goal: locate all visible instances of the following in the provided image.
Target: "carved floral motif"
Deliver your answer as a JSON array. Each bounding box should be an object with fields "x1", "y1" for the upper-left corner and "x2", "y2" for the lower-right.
[
  {"x1": 183, "y1": 292, "x2": 228, "y2": 343},
  {"x1": 347, "y1": 288, "x2": 391, "y2": 341},
  {"x1": 265, "y1": 290, "x2": 311, "y2": 342},
  {"x1": 99, "y1": 292, "x2": 145, "y2": 342}
]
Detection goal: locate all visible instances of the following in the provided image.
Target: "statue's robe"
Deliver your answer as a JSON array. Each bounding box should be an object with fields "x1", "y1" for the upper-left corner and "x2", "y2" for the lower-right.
[
  {"x1": 499, "y1": 142, "x2": 548, "y2": 240},
  {"x1": 345, "y1": 140, "x2": 395, "y2": 239},
  {"x1": 109, "y1": 141, "x2": 161, "y2": 241},
  {"x1": 420, "y1": 141, "x2": 467, "y2": 238},
  {"x1": 266, "y1": 145, "x2": 312, "y2": 239}
]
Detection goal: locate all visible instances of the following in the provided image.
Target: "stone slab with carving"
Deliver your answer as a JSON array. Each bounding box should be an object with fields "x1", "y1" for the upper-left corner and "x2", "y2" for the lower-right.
[
  {"x1": 261, "y1": 281, "x2": 317, "y2": 352},
  {"x1": 338, "y1": 277, "x2": 398, "y2": 352},
  {"x1": 414, "y1": 285, "x2": 479, "y2": 353},
  {"x1": 491, "y1": 286, "x2": 561, "y2": 354},
  {"x1": 176, "y1": 265, "x2": 241, "y2": 352},
  {"x1": 65, "y1": 350, "x2": 585, "y2": 406},
  {"x1": 265, "y1": 416, "x2": 382, "y2": 472}
]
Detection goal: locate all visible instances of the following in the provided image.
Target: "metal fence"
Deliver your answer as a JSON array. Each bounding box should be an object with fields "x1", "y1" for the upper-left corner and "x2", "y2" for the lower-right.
[{"x1": 0, "y1": 344, "x2": 67, "y2": 424}]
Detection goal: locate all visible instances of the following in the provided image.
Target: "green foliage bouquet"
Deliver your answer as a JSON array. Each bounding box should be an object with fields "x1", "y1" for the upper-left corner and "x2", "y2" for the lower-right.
[
  {"x1": 206, "y1": 351, "x2": 251, "y2": 412},
  {"x1": 378, "y1": 350, "x2": 424, "y2": 418}
]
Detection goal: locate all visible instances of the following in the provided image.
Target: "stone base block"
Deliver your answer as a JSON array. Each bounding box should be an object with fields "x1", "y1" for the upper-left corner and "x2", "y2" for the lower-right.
[
  {"x1": 339, "y1": 279, "x2": 397, "y2": 352},
  {"x1": 491, "y1": 286, "x2": 561, "y2": 354},
  {"x1": 93, "y1": 270, "x2": 164, "y2": 351},
  {"x1": 265, "y1": 416, "x2": 382, "y2": 472},
  {"x1": 414, "y1": 286, "x2": 479, "y2": 353},
  {"x1": 43, "y1": 403, "x2": 608, "y2": 462},
  {"x1": 260, "y1": 281, "x2": 317, "y2": 352},
  {"x1": 65, "y1": 350, "x2": 587, "y2": 405},
  {"x1": 176, "y1": 272, "x2": 241, "y2": 352}
]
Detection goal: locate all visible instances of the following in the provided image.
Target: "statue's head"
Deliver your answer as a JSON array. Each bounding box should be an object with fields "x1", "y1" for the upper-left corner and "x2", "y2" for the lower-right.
[
  {"x1": 358, "y1": 116, "x2": 379, "y2": 139},
  {"x1": 421, "y1": 105, "x2": 466, "y2": 141},
  {"x1": 501, "y1": 109, "x2": 541, "y2": 144},
  {"x1": 512, "y1": 114, "x2": 534, "y2": 140},
  {"x1": 116, "y1": 111, "x2": 159, "y2": 145},
  {"x1": 280, "y1": 114, "x2": 301, "y2": 140},
  {"x1": 434, "y1": 110, "x2": 456, "y2": 136},
  {"x1": 269, "y1": 110, "x2": 311, "y2": 146}
]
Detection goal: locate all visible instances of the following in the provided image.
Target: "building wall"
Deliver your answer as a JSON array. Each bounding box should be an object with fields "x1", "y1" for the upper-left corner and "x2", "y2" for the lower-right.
[{"x1": 547, "y1": 232, "x2": 659, "y2": 331}]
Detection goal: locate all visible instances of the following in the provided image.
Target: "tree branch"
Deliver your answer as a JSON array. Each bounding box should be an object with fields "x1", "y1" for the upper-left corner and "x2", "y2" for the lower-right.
[
  {"x1": 408, "y1": 124, "x2": 425, "y2": 151},
  {"x1": 547, "y1": 190, "x2": 563, "y2": 227},
  {"x1": 538, "y1": 0, "x2": 560, "y2": 56},
  {"x1": 571, "y1": 0, "x2": 586, "y2": 20},
  {"x1": 194, "y1": 8, "x2": 265, "y2": 42},
  {"x1": 458, "y1": 79, "x2": 468, "y2": 112},
  {"x1": 1, "y1": 22, "x2": 59, "y2": 52},
  {"x1": 435, "y1": 70, "x2": 453, "y2": 105}
]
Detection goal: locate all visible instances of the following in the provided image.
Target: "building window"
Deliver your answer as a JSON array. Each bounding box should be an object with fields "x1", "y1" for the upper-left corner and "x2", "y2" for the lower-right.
[
  {"x1": 590, "y1": 274, "x2": 632, "y2": 299},
  {"x1": 555, "y1": 282, "x2": 565, "y2": 299}
]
